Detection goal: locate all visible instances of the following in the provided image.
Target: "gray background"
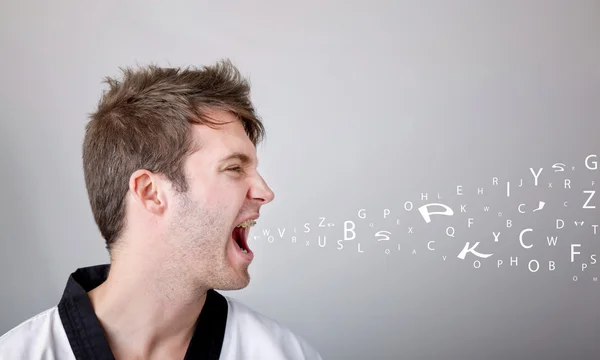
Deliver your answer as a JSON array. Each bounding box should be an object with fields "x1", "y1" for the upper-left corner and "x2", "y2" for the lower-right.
[{"x1": 1, "y1": 1, "x2": 599, "y2": 359}]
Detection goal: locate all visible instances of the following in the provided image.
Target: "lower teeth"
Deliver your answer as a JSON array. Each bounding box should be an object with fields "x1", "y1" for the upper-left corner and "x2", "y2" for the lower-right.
[{"x1": 241, "y1": 249, "x2": 248, "y2": 254}]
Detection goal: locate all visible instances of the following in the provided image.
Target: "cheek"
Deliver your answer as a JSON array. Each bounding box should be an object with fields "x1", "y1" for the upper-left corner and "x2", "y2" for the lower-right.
[
  {"x1": 188, "y1": 177, "x2": 223, "y2": 204},
  {"x1": 203, "y1": 190, "x2": 246, "y2": 218},
  {"x1": 214, "y1": 179, "x2": 248, "y2": 200},
  {"x1": 190, "y1": 175, "x2": 248, "y2": 210}
]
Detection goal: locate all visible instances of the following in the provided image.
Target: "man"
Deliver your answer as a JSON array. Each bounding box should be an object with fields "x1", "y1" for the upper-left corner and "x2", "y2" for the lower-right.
[{"x1": 0, "y1": 60, "x2": 323, "y2": 359}]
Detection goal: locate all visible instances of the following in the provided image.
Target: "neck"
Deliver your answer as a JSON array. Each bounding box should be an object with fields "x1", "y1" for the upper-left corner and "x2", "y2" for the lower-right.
[{"x1": 88, "y1": 248, "x2": 208, "y2": 359}]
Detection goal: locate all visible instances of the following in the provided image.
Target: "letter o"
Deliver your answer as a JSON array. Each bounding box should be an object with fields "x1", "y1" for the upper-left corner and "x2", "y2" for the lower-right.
[{"x1": 528, "y1": 260, "x2": 539, "y2": 273}]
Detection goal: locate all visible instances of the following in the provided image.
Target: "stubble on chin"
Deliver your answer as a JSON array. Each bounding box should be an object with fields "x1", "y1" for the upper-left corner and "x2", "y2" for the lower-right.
[{"x1": 167, "y1": 192, "x2": 249, "y2": 291}]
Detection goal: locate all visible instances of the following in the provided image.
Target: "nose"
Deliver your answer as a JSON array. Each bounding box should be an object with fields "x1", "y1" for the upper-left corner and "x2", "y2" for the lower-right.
[{"x1": 249, "y1": 174, "x2": 275, "y2": 205}]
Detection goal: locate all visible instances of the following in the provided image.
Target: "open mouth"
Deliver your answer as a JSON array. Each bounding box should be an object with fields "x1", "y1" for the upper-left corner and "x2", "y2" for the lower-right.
[{"x1": 231, "y1": 219, "x2": 256, "y2": 258}]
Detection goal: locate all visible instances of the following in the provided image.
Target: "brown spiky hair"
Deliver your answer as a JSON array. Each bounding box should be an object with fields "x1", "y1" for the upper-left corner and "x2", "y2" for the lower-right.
[{"x1": 82, "y1": 59, "x2": 265, "y2": 252}]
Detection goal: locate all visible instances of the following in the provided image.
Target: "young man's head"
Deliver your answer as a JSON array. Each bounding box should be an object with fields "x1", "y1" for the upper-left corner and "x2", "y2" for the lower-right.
[{"x1": 82, "y1": 60, "x2": 275, "y2": 291}]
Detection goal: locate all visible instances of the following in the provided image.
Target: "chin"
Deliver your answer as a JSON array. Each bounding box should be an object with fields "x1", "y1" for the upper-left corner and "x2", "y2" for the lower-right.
[
  {"x1": 214, "y1": 269, "x2": 251, "y2": 291},
  {"x1": 211, "y1": 225, "x2": 255, "y2": 291}
]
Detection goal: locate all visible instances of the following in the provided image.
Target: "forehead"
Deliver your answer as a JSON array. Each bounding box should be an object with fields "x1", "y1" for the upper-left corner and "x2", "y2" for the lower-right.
[{"x1": 189, "y1": 112, "x2": 257, "y2": 162}]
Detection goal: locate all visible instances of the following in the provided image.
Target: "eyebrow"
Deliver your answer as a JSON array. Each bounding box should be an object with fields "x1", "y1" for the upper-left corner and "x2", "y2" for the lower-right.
[{"x1": 219, "y1": 152, "x2": 256, "y2": 166}]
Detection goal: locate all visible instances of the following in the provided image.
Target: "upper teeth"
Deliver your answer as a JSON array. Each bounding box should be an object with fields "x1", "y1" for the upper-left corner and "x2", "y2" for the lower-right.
[{"x1": 237, "y1": 219, "x2": 256, "y2": 228}]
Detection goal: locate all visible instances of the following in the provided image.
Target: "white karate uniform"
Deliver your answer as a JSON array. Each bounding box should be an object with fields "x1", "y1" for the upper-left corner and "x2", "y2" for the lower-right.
[{"x1": 0, "y1": 265, "x2": 323, "y2": 360}]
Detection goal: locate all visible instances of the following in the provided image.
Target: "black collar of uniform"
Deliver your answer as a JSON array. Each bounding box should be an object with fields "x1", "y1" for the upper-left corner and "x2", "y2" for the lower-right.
[{"x1": 57, "y1": 264, "x2": 228, "y2": 360}]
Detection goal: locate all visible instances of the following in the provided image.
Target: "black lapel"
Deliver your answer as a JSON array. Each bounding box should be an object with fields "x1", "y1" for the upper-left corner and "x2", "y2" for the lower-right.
[
  {"x1": 58, "y1": 264, "x2": 115, "y2": 360},
  {"x1": 57, "y1": 264, "x2": 229, "y2": 360},
  {"x1": 183, "y1": 289, "x2": 228, "y2": 360}
]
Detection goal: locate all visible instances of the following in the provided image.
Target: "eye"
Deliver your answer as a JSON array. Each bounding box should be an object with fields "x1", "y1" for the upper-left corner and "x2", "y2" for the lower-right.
[{"x1": 228, "y1": 166, "x2": 244, "y2": 173}]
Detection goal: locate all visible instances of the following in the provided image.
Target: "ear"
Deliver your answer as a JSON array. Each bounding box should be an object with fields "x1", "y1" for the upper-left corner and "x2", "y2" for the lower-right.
[{"x1": 128, "y1": 169, "x2": 168, "y2": 214}]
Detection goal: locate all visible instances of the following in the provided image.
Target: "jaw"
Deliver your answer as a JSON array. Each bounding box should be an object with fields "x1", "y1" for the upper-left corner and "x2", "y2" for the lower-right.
[
  {"x1": 212, "y1": 221, "x2": 256, "y2": 290},
  {"x1": 223, "y1": 239, "x2": 252, "y2": 290}
]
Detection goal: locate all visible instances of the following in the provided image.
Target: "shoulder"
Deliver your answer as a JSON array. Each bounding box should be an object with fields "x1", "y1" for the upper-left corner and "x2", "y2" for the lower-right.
[
  {"x1": 221, "y1": 296, "x2": 323, "y2": 360},
  {"x1": 0, "y1": 306, "x2": 75, "y2": 359}
]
